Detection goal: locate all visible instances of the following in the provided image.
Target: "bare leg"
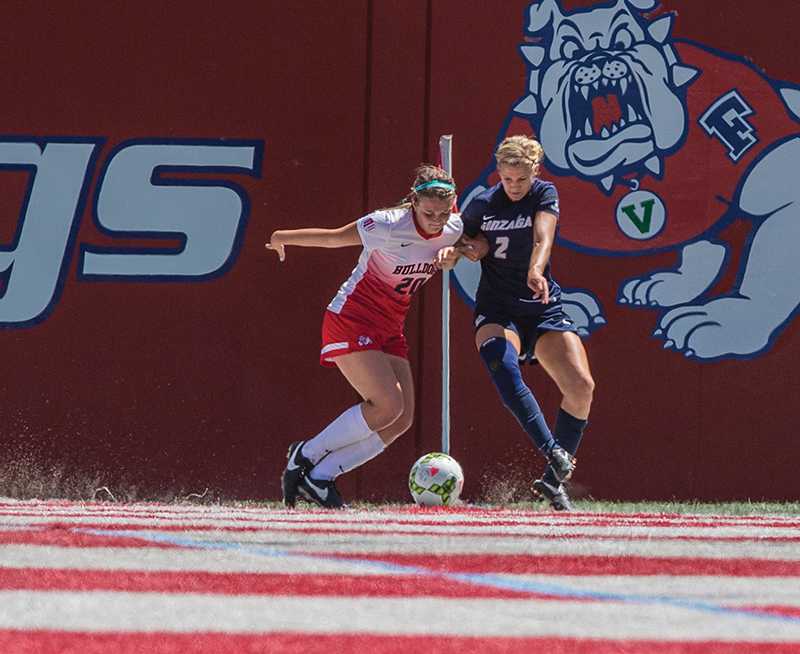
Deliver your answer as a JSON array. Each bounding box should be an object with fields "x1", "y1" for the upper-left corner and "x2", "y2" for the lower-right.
[
  {"x1": 534, "y1": 331, "x2": 594, "y2": 419},
  {"x1": 334, "y1": 350, "x2": 405, "y2": 432}
]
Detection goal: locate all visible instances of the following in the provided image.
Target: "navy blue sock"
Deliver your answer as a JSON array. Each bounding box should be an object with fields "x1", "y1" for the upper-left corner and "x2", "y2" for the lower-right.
[
  {"x1": 543, "y1": 408, "x2": 588, "y2": 486},
  {"x1": 479, "y1": 337, "x2": 556, "y2": 454}
]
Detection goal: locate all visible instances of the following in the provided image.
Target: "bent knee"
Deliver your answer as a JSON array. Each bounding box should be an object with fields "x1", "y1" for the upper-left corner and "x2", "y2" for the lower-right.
[
  {"x1": 566, "y1": 374, "x2": 595, "y2": 404},
  {"x1": 391, "y1": 410, "x2": 414, "y2": 438},
  {"x1": 367, "y1": 391, "x2": 405, "y2": 431}
]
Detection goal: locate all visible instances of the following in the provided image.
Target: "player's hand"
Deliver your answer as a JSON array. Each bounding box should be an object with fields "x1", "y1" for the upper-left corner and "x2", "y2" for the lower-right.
[
  {"x1": 458, "y1": 234, "x2": 489, "y2": 261},
  {"x1": 434, "y1": 246, "x2": 459, "y2": 270},
  {"x1": 528, "y1": 267, "x2": 550, "y2": 304},
  {"x1": 265, "y1": 232, "x2": 286, "y2": 261}
]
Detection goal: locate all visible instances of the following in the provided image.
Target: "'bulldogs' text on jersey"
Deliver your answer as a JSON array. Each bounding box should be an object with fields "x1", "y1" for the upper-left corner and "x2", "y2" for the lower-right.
[{"x1": 328, "y1": 207, "x2": 463, "y2": 331}]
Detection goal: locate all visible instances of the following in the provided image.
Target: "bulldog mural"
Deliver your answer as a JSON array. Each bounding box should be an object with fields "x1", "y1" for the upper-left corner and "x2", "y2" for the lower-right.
[{"x1": 454, "y1": 0, "x2": 800, "y2": 360}]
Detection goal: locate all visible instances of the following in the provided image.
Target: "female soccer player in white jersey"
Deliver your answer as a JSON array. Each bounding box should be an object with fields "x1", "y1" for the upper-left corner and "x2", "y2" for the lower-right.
[
  {"x1": 455, "y1": 135, "x2": 596, "y2": 511},
  {"x1": 266, "y1": 165, "x2": 465, "y2": 508}
]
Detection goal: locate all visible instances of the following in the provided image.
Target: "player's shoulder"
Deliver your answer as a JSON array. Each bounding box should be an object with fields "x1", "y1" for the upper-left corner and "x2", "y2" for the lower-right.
[
  {"x1": 447, "y1": 212, "x2": 463, "y2": 230},
  {"x1": 462, "y1": 183, "x2": 500, "y2": 219},
  {"x1": 476, "y1": 182, "x2": 505, "y2": 205},
  {"x1": 360, "y1": 207, "x2": 410, "y2": 235},
  {"x1": 532, "y1": 178, "x2": 558, "y2": 195},
  {"x1": 364, "y1": 206, "x2": 408, "y2": 225}
]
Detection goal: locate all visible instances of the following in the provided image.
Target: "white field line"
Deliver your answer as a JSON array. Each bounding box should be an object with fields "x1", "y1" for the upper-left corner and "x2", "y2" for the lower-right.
[
  {"x1": 2, "y1": 503, "x2": 799, "y2": 526},
  {"x1": 501, "y1": 574, "x2": 800, "y2": 606},
  {"x1": 115, "y1": 529, "x2": 800, "y2": 560},
  {"x1": 1, "y1": 591, "x2": 799, "y2": 641},
  {"x1": 1, "y1": 515, "x2": 798, "y2": 540},
  {"x1": 0, "y1": 544, "x2": 396, "y2": 574},
  {"x1": 2, "y1": 526, "x2": 800, "y2": 566}
]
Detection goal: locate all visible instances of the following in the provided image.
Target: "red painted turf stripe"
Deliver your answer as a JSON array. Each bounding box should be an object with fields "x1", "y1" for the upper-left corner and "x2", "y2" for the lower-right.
[
  {"x1": 2, "y1": 507, "x2": 799, "y2": 529},
  {"x1": 0, "y1": 631, "x2": 794, "y2": 654},
  {"x1": 333, "y1": 552, "x2": 800, "y2": 576},
  {"x1": 741, "y1": 605, "x2": 800, "y2": 619},
  {"x1": 0, "y1": 568, "x2": 556, "y2": 599},
  {"x1": 0, "y1": 529, "x2": 178, "y2": 548},
  {"x1": 22, "y1": 522, "x2": 800, "y2": 544}
]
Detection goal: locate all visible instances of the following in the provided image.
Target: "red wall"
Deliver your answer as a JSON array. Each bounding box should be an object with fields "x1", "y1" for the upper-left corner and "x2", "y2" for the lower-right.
[{"x1": 2, "y1": 0, "x2": 798, "y2": 502}]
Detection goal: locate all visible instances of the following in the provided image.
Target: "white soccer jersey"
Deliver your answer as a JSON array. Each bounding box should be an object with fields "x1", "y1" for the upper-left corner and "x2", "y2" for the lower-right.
[{"x1": 327, "y1": 207, "x2": 463, "y2": 330}]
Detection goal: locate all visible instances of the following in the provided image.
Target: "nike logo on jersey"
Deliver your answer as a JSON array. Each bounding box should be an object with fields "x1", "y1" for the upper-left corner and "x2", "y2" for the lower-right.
[
  {"x1": 400, "y1": 243, "x2": 412, "y2": 247},
  {"x1": 304, "y1": 478, "x2": 329, "y2": 501},
  {"x1": 482, "y1": 215, "x2": 496, "y2": 221}
]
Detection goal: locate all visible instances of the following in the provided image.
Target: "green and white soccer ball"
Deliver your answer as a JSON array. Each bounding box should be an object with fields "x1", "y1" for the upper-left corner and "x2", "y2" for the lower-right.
[{"x1": 408, "y1": 452, "x2": 464, "y2": 506}]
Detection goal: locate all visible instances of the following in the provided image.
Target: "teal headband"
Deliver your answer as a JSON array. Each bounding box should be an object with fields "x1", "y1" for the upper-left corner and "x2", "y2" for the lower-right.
[{"x1": 413, "y1": 180, "x2": 455, "y2": 193}]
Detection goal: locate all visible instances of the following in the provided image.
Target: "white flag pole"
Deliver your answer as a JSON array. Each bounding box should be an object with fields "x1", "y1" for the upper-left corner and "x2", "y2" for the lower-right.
[{"x1": 438, "y1": 134, "x2": 453, "y2": 455}]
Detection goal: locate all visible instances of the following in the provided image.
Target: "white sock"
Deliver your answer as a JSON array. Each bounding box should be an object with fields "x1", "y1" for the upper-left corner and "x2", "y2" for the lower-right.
[
  {"x1": 310, "y1": 432, "x2": 386, "y2": 480},
  {"x1": 302, "y1": 404, "x2": 372, "y2": 464}
]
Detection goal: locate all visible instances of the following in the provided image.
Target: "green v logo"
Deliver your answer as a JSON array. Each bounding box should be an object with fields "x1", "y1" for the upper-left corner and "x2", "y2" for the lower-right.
[{"x1": 620, "y1": 199, "x2": 656, "y2": 234}]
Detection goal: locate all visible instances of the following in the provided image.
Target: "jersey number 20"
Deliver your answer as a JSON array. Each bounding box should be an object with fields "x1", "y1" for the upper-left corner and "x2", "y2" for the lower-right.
[{"x1": 394, "y1": 277, "x2": 425, "y2": 295}]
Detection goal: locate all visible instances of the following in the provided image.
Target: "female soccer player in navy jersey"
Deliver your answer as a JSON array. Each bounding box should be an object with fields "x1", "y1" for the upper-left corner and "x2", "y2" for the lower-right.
[
  {"x1": 266, "y1": 165, "x2": 464, "y2": 509},
  {"x1": 453, "y1": 135, "x2": 595, "y2": 511}
]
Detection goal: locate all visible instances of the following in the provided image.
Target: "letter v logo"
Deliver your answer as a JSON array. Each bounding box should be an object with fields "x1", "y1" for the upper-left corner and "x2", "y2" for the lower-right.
[
  {"x1": 615, "y1": 190, "x2": 666, "y2": 241},
  {"x1": 620, "y1": 199, "x2": 655, "y2": 234}
]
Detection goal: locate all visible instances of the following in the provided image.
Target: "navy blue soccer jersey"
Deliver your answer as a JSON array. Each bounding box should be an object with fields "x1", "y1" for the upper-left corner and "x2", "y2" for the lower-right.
[{"x1": 462, "y1": 179, "x2": 561, "y2": 314}]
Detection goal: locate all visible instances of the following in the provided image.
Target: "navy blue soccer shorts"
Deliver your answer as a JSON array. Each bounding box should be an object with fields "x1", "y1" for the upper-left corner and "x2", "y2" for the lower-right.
[{"x1": 473, "y1": 300, "x2": 577, "y2": 364}]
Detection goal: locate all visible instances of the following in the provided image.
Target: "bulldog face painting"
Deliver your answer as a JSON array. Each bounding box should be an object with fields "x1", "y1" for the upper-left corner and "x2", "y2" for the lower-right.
[
  {"x1": 455, "y1": 0, "x2": 800, "y2": 361},
  {"x1": 525, "y1": 0, "x2": 690, "y2": 184}
]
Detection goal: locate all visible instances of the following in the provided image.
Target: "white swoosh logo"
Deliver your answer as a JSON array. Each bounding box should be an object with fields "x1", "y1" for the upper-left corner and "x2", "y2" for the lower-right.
[
  {"x1": 482, "y1": 215, "x2": 496, "y2": 221},
  {"x1": 286, "y1": 449, "x2": 302, "y2": 471},
  {"x1": 305, "y1": 478, "x2": 329, "y2": 501}
]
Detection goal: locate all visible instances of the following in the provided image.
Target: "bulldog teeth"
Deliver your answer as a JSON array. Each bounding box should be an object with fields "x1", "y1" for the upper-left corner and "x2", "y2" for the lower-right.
[
  {"x1": 581, "y1": 85, "x2": 590, "y2": 100},
  {"x1": 627, "y1": 104, "x2": 639, "y2": 122},
  {"x1": 620, "y1": 77, "x2": 629, "y2": 95},
  {"x1": 601, "y1": 126, "x2": 610, "y2": 138},
  {"x1": 592, "y1": 81, "x2": 600, "y2": 91},
  {"x1": 584, "y1": 118, "x2": 592, "y2": 135},
  {"x1": 645, "y1": 156, "x2": 662, "y2": 175}
]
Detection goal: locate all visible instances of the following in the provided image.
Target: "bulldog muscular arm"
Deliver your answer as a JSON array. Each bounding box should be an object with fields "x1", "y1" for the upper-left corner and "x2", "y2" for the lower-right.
[{"x1": 528, "y1": 210, "x2": 557, "y2": 304}]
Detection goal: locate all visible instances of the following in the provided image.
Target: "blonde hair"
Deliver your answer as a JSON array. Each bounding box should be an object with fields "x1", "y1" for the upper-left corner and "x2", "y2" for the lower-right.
[{"x1": 495, "y1": 135, "x2": 544, "y2": 176}]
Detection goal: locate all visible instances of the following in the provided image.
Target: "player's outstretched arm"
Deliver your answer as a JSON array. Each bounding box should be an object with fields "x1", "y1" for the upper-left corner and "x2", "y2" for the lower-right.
[{"x1": 266, "y1": 221, "x2": 361, "y2": 262}]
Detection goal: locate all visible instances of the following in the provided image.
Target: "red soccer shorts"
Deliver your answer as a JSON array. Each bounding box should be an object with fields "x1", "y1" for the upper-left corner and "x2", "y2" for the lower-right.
[{"x1": 320, "y1": 310, "x2": 409, "y2": 367}]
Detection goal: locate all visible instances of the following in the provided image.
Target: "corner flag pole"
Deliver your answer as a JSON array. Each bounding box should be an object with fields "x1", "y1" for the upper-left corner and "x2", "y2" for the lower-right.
[{"x1": 438, "y1": 134, "x2": 453, "y2": 455}]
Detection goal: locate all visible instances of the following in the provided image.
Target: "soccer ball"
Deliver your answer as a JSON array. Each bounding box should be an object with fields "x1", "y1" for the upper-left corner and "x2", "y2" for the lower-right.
[{"x1": 408, "y1": 452, "x2": 464, "y2": 506}]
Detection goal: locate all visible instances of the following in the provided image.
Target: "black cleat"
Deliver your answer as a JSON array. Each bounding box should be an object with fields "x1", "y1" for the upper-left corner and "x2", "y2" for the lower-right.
[
  {"x1": 297, "y1": 475, "x2": 347, "y2": 509},
  {"x1": 547, "y1": 445, "x2": 576, "y2": 483},
  {"x1": 282, "y1": 441, "x2": 314, "y2": 508},
  {"x1": 533, "y1": 477, "x2": 574, "y2": 511}
]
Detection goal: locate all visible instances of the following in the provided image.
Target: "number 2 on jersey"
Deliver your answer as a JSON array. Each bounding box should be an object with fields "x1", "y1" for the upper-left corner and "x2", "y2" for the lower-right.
[{"x1": 494, "y1": 236, "x2": 509, "y2": 259}]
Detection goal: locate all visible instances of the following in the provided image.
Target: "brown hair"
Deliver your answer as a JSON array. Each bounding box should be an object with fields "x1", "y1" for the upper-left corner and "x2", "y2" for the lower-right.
[
  {"x1": 386, "y1": 164, "x2": 456, "y2": 210},
  {"x1": 495, "y1": 135, "x2": 544, "y2": 177}
]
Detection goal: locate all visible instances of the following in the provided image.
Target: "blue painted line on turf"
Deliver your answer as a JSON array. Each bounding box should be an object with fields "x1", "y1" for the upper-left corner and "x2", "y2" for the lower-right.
[{"x1": 81, "y1": 527, "x2": 800, "y2": 626}]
